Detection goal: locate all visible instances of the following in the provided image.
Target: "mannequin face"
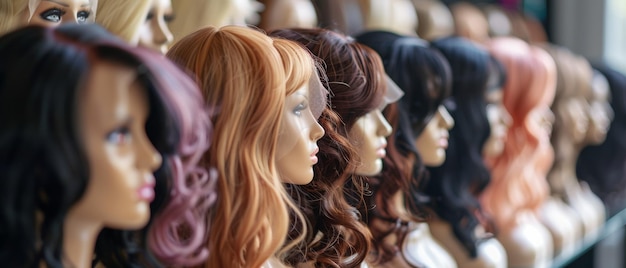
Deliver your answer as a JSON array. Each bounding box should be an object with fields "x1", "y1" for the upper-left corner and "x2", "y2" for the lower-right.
[
  {"x1": 276, "y1": 84, "x2": 325, "y2": 185},
  {"x1": 348, "y1": 109, "x2": 393, "y2": 176},
  {"x1": 557, "y1": 98, "x2": 589, "y2": 143},
  {"x1": 69, "y1": 61, "x2": 163, "y2": 229},
  {"x1": 483, "y1": 90, "x2": 513, "y2": 158},
  {"x1": 231, "y1": 0, "x2": 263, "y2": 25},
  {"x1": 138, "y1": 0, "x2": 174, "y2": 54},
  {"x1": 586, "y1": 72, "x2": 613, "y2": 144},
  {"x1": 416, "y1": 105, "x2": 454, "y2": 167},
  {"x1": 29, "y1": 0, "x2": 92, "y2": 26}
]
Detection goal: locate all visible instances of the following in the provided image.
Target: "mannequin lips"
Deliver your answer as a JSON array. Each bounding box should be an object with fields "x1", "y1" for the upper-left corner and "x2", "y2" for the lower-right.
[
  {"x1": 439, "y1": 133, "x2": 449, "y2": 149},
  {"x1": 376, "y1": 143, "x2": 387, "y2": 158},
  {"x1": 138, "y1": 177, "x2": 156, "y2": 202},
  {"x1": 310, "y1": 147, "x2": 319, "y2": 164}
]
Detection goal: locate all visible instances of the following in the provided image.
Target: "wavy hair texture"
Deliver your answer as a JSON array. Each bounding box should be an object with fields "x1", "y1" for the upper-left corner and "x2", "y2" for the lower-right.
[
  {"x1": 96, "y1": 0, "x2": 152, "y2": 43},
  {"x1": 145, "y1": 54, "x2": 216, "y2": 266},
  {"x1": 271, "y1": 28, "x2": 384, "y2": 267},
  {"x1": 0, "y1": 24, "x2": 187, "y2": 268},
  {"x1": 355, "y1": 30, "x2": 452, "y2": 264},
  {"x1": 480, "y1": 37, "x2": 556, "y2": 232},
  {"x1": 577, "y1": 63, "x2": 626, "y2": 215},
  {"x1": 167, "y1": 26, "x2": 305, "y2": 268},
  {"x1": 0, "y1": 0, "x2": 27, "y2": 36},
  {"x1": 427, "y1": 36, "x2": 497, "y2": 258}
]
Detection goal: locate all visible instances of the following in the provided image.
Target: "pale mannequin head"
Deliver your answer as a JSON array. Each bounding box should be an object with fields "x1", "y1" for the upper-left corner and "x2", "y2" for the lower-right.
[
  {"x1": 483, "y1": 73, "x2": 514, "y2": 158},
  {"x1": 259, "y1": 0, "x2": 317, "y2": 32},
  {"x1": 359, "y1": 0, "x2": 418, "y2": 36},
  {"x1": 412, "y1": 0, "x2": 454, "y2": 40},
  {"x1": 138, "y1": 0, "x2": 174, "y2": 54},
  {"x1": 169, "y1": 0, "x2": 263, "y2": 44},
  {"x1": 0, "y1": 0, "x2": 96, "y2": 35},
  {"x1": 415, "y1": 105, "x2": 454, "y2": 166},
  {"x1": 349, "y1": 109, "x2": 393, "y2": 175},
  {"x1": 274, "y1": 40, "x2": 326, "y2": 185},
  {"x1": 585, "y1": 70, "x2": 614, "y2": 144}
]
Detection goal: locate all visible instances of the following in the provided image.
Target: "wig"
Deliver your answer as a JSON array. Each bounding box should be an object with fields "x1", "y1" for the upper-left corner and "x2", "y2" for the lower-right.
[
  {"x1": 0, "y1": 0, "x2": 27, "y2": 36},
  {"x1": 96, "y1": 0, "x2": 152, "y2": 43},
  {"x1": 426, "y1": 36, "x2": 502, "y2": 257},
  {"x1": 144, "y1": 53, "x2": 216, "y2": 265},
  {"x1": 577, "y1": 63, "x2": 626, "y2": 216},
  {"x1": 412, "y1": 0, "x2": 455, "y2": 40},
  {"x1": 355, "y1": 30, "x2": 452, "y2": 263},
  {"x1": 480, "y1": 37, "x2": 556, "y2": 231},
  {"x1": 271, "y1": 28, "x2": 388, "y2": 267},
  {"x1": 0, "y1": 24, "x2": 214, "y2": 267},
  {"x1": 167, "y1": 26, "x2": 305, "y2": 268}
]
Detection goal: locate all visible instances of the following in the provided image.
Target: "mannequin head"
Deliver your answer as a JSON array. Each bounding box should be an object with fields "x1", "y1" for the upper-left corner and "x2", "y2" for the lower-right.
[
  {"x1": 426, "y1": 36, "x2": 509, "y2": 257},
  {"x1": 356, "y1": 30, "x2": 452, "y2": 263},
  {"x1": 169, "y1": 0, "x2": 263, "y2": 44},
  {"x1": 315, "y1": 0, "x2": 364, "y2": 36},
  {"x1": 271, "y1": 27, "x2": 395, "y2": 266},
  {"x1": 0, "y1": 0, "x2": 97, "y2": 35},
  {"x1": 259, "y1": 0, "x2": 318, "y2": 31},
  {"x1": 577, "y1": 63, "x2": 626, "y2": 215},
  {"x1": 412, "y1": 0, "x2": 454, "y2": 40},
  {"x1": 546, "y1": 47, "x2": 593, "y2": 161},
  {"x1": 271, "y1": 29, "x2": 398, "y2": 265},
  {"x1": 96, "y1": 0, "x2": 151, "y2": 44},
  {"x1": 358, "y1": 0, "x2": 418, "y2": 36},
  {"x1": 138, "y1": 0, "x2": 174, "y2": 54},
  {"x1": 584, "y1": 69, "x2": 613, "y2": 145},
  {"x1": 482, "y1": 38, "x2": 556, "y2": 230},
  {"x1": 0, "y1": 24, "x2": 203, "y2": 267},
  {"x1": 481, "y1": 4, "x2": 512, "y2": 37},
  {"x1": 167, "y1": 26, "x2": 309, "y2": 268},
  {"x1": 483, "y1": 57, "x2": 513, "y2": 158},
  {"x1": 415, "y1": 105, "x2": 454, "y2": 166},
  {"x1": 450, "y1": 2, "x2": 490, "y2": 44}
]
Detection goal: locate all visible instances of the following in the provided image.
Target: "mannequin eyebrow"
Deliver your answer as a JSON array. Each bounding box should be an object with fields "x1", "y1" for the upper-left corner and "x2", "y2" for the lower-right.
[{"x1": 44, "y1": 0, "x2": 91, "y2": 7}]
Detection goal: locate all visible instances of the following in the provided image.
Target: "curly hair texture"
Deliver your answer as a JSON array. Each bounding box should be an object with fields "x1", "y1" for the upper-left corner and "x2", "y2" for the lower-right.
[
  {"x1": 271, "y1": 28, "x2": 386, "y2": 267},
  {"x1": 480, "y1": 37, "x2": 556, "y2": 232},
  {"x1": 0, "y1": 24, "x2": 192, "y2": 268},
  {"x1": 167, "y1": 26, "x2": 306, "y2": 268},
  {"x1": 356, "y1": 30, "x2": 452, "y2": 264},
  {"x1": 145, "y1": 55, "x2": 216, "y2": 266}
]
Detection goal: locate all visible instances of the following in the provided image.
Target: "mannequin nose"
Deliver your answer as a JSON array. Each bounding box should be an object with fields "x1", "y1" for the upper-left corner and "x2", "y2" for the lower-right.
[
  {"x1": 438, "y1": 106, "x2": 454, "y2": 129},
  {"x1": 500, "y1": 105, "x2": 513, "y2": 127},
  {"x1": 155, "y1": 19, "x2": 174, "y2": 47},
  {"x1": 310, "y1": 120, "x2": 325, "y2": 141},
  {"x1": 375, "y1": 110, "x2": 392, "y2": 137}
]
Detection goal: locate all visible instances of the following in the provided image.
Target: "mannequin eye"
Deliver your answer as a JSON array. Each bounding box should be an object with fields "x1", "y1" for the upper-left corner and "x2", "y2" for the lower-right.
[
  {"x1": 293, "y1": 102, "x2": 308, "y2": 116},
  {"x1": 77, "y1": 11, "x2": 91, "y2": 23},
  {"x1": 164, "y1": 14, "x2": 175, "y2": 23},
  {"x1": 106, "y1": 126, "x2": 132, "y2": 144},
  {"x1": 40, "y1": 8, "x2": 65, "y2": 23}
]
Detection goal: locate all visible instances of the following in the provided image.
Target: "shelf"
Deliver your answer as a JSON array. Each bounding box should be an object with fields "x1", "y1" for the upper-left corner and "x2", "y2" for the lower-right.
[{"x1": 551, "y1": 208, "x2": 626, "y2": 267}]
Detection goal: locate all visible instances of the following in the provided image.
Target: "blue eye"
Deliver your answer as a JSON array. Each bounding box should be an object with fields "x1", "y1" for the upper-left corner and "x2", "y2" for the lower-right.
[
  {"x1": 40, "y1": 8, "x2": 65, "y2": 23},
  {"x1": 106, "y1": 126, "x2": 132, "y2": 144},
  {"x1": 77, "y1": 11, "x2": 91, "y2": 23},
  {"x1": 293, "y1": 102, "x2": 307, "y2": 116}
]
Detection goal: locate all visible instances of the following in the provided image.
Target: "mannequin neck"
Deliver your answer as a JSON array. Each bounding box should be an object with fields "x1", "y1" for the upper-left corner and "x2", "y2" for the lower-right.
[
  {"x1": 63, "y1": 212, "x2": 102, "y2": 268},
  {"x1": 549, "y1": 133, "x2": 583, "y2": 193}
]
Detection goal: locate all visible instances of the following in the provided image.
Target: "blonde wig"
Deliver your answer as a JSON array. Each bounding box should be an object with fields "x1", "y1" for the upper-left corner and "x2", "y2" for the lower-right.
[
  {"x1": 0, "y1": 0, "x2": 27, "y2": 36},
  {"x1": 96, "y1": 0, "x2": 151, "y2": 43},
  {"x1": 480, "y1": 37, "x2": 557, "y2": 231},
  {"x1": 167, "y1": 25, "x2": 304, "y2": 268}
]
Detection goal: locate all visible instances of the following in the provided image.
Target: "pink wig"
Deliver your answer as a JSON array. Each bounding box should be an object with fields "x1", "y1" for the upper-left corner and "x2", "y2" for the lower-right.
[
  {"x1": 144, "y1": 53, "x2": 217, "y2": 266},
  {"x1": 480, "y1": 37, "x2": 557, "y2": 231}
]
